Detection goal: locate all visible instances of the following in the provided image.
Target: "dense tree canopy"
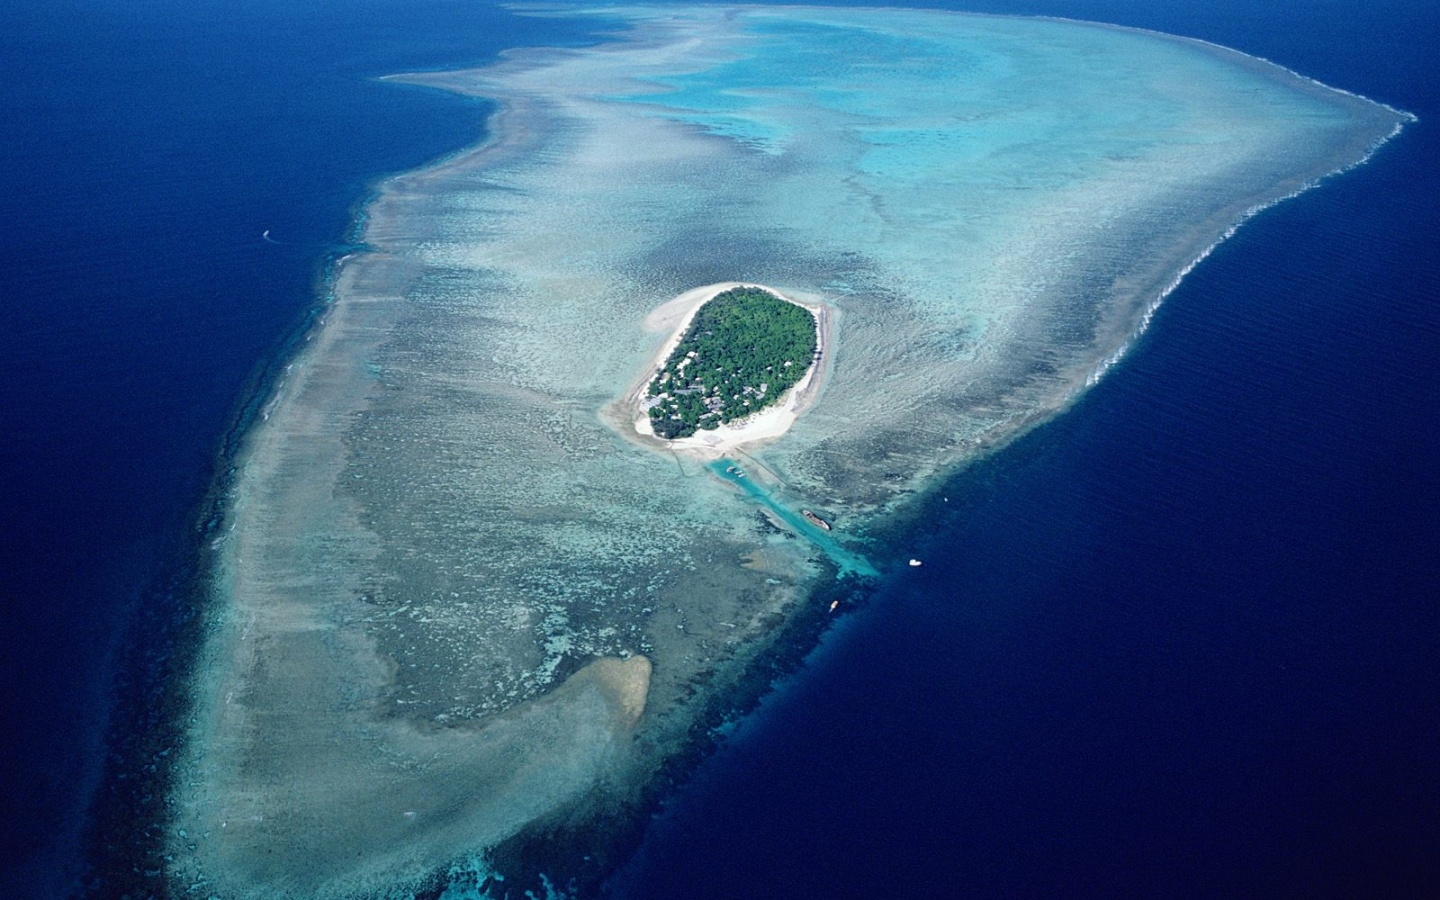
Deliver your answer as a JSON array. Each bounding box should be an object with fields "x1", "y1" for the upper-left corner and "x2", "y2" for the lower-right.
[{"x1": 647, "y1": 287, "x2": 818, "y2": 439}]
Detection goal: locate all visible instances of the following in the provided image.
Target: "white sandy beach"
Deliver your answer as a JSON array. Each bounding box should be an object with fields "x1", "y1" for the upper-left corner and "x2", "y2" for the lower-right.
[{"x1": 629, "y1": 282, "x2": 830, "y2": 454}]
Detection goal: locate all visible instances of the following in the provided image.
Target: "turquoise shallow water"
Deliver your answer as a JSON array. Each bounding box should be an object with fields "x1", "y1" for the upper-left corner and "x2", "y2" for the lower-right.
[
  {"x1": 157, "y1": 5, "x2": 1404, "y2": 897},
  {"x1": 501, "y1": 5, "x2": 1402, "y2": 513},
  {"x1": 0, "y1": 1, "x2": 592, "y2": 894},
  {"x1": 607, "y1": 5, "x2": 1439, "y2": 895},
  {"x1": 5, "y1": 1, "x2": 1426, "y2": 897},
  {"x1": 708, "y1": 459, "x2": 876, "y2": 576}
]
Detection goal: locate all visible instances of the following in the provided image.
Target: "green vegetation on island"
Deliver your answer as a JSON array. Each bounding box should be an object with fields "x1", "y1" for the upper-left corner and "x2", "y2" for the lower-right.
[{"x1": 647, "y1": 287, "x2": 818, "y2": 440}]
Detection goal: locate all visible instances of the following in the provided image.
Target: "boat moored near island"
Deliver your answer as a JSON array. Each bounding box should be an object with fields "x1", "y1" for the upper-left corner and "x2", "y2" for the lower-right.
[{"x1": 802, "y1": 509, "x2": 832, "y2": 531}]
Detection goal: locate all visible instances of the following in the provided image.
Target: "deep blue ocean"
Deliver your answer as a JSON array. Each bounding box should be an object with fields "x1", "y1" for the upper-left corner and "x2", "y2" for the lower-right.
[{"x1": 2, "y1": 1, "x2": 1435, "y2": 897}]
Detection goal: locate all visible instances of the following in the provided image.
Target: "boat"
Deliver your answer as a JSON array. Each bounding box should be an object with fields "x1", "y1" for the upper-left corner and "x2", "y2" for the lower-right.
[{"x1": 801, "y1": 509, "x2": 831, "y2": 531}]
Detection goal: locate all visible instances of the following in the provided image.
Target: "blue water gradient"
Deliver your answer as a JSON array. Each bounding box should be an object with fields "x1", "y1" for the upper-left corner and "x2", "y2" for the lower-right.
[
  {"x1": 0, "y1": 2, "x2": 598, "y2": 895},
  {"x1": 608, "y1": 1, "x2": 1440, "y2": 898},
  {"x1": 1, "y1": 0, "x2": 1436, "y2": 896},
  {"x1": 709, "y1": 460, "x2": 877, "y2": 576}
]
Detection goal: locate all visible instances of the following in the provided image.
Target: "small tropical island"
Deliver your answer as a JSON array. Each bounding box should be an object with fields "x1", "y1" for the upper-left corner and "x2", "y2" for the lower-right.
[{"x1": 644, "y1": 286, "x2": 820, "y2": 440}]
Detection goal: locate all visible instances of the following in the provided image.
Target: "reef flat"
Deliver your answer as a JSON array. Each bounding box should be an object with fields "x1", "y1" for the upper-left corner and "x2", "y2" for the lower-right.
[{"x1": 168, "y1": 5, "x2": 1406, "y2": 897}]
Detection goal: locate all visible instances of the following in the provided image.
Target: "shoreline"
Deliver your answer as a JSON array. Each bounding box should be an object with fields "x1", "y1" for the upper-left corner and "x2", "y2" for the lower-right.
[{"x1": 621, "y1": 282, "x2": 833, "y2": 456}]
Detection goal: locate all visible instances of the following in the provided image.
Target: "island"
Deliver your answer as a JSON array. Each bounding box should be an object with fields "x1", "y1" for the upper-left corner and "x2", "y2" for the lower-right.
[
  {"x1": 645, "y1": 286, "x2": 818, "y2": 439},
  {"x1": 629, "y1": 282, "x2": 830, "y2": 452},
  {"x1": 162, "y1": 5, "x2": 1409, "y2": 899}
]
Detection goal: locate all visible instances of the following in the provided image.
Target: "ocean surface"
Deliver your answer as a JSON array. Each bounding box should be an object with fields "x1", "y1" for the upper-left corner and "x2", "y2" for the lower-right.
[
  {"x1": 0, "y1": 3, "x2": 596, "y2": 894},
  {"x1": 1, "y1": 0, "x2": 1435, "y2": 897}
]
